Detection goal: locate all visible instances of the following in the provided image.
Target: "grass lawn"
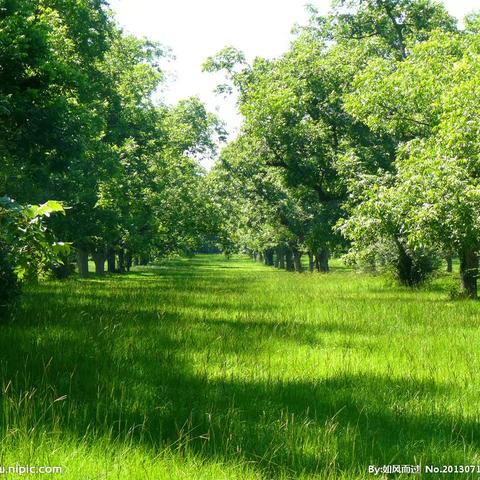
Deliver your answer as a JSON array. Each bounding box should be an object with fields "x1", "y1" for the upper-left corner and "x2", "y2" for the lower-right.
[{"x1": 1, "y1": 254, "x2": 479, "y2": 479}]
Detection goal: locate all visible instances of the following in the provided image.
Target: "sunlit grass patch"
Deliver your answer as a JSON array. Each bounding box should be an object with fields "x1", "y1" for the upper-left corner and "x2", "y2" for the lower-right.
[{"x1": 1, "y1": 255, "x2": 479, "y2": 479}]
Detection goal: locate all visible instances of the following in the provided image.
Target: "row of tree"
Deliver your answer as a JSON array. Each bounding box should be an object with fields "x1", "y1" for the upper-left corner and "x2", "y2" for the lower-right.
[
  {"x1": 0, "y1": 0, "x2": 223, "y2": 299},
  {"x1": 3, "y1": 0, "x2": 480, "y2": 302},
  {"x1": 206, "y1": 0, "x2": 480, "y2": 298}
]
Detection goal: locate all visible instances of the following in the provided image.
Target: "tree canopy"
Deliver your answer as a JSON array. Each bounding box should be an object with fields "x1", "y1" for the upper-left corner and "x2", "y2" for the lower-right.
[{"x1": 3, "y1": 0, "x2": 480, "y2": 300}]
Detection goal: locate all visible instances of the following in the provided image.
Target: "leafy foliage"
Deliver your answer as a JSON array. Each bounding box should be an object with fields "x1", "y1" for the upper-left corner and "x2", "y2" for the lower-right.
[
  {"x1": 0, "y1": 0, "x2": 224, "y2": 283},
  {"x1": 206, "y1": 0, "x2": 459, "y2": 281},
  {"x1": 0, "y1": 196, "x2": 68, "y2": 307}
]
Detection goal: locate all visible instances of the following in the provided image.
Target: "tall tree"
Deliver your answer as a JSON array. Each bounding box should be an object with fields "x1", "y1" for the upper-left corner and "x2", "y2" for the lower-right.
[{"x1": 342, "y1": 29, "x2": 480, "y2": 296}]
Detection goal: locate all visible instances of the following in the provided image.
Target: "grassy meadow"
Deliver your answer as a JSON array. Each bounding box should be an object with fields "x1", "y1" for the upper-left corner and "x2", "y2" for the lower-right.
[{"x1": 1, "y1": 255, "x2": 480, "y2": 479}]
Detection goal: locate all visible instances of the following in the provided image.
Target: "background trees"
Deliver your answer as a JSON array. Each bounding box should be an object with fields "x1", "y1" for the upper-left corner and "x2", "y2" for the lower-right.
[
  {"x1": 206, "y1": 0, "x2": 468, "y2": 290},
  {"x1": 3, "y1": 0, "x2": 480, "y2": 300},
  {"x1": 343, "y1": 30, "x2": 480, "y2": 296},
  {"x1": 0, "y1": 0, "x2": 223, "y2": 288}
]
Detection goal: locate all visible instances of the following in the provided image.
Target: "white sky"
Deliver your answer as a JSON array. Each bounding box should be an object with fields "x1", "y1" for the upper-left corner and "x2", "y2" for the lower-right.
[{"x1": 109, "y1": 0, "x2": 477, "y2": 150}]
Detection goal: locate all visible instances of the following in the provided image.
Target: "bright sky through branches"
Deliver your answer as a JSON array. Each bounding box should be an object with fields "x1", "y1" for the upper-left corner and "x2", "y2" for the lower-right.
[{"x1": 110, "y1": 0, "x2": 476, "y2": 146}]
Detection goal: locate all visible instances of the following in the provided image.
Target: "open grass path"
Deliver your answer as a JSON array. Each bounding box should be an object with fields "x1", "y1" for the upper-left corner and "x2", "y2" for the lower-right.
[{"x1": 1, "y1": 255, "x2": 480, "y2": 479}]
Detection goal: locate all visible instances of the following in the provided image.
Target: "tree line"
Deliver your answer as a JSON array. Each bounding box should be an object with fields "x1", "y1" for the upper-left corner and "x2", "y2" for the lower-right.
[
  {"x1": 206, "y1": 0, "x2": 480, "y2": 298},
  {"x1": 0, "y1": 0, "x2": 224, "y2": 306},
  {"x1": 2, "y1": 0, "x2": 480, "y2": 305}
]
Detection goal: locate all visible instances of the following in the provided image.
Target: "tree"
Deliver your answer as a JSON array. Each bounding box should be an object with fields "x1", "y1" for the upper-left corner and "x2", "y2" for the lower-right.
[
  {"x1": 329, "y1": 0, "x2": 456, "y2": 59},
  {"x1": 343, "y1": 30, "x2": 480, "y2": 296},
  {"x1": 208, "y1": 134, "x2": 319, "y2": 272},
  {"x1": 205, "y1": 0, "x2": 458, "y2": 281},
  {"x1": 0, "y1": 0, "x2": 114, "y2": 201},
  {"x1": 204, "y1": 9, "x2": 397, "y2": 269}
]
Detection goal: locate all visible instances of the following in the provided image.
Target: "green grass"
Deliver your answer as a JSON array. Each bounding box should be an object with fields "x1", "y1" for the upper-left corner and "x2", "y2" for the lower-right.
[{"x1": 1, "y1": 254, "x2": 480, "y2": 479}]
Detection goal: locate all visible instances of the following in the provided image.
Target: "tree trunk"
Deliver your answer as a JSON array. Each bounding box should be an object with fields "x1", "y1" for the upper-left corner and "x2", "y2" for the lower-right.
[
  {"x1": 396, "y1": 241, "x2": 420, "y2": 286},
  {"x1": 140, "y1": 255, "x2": 149, "y2": 266},
  {"x1": 285, "y1": 250, "x2": 294, "y2": 272},
  {"x1": 258, "y1": 252, "x2": 264, "y2": 263},
  {"x1": 318, "y1": 249, "x2": 329, "y2": 273},
  {"x1": 125, "y1": 251, "x2": 132, "y2": 272},
  {"x1": 446, "y1": 256, "x2": 453, "y2": 273},
  {"x1": 253, "y1": 252, "x2": 257, "y2": 262},
  {"x1": 277, "y1": 248, "x2": 285, "y2": 269},
  {"x1": 76, "y1": 249, "x2": 89, "y2": 278},
  {"x1": 53, "y1": 253, "x2": 74, "y2": 279},
  {"x1": 460, "y1": 249, "x2": 478, "y2": 299},
  {"x1": 384, "y1": 1, "x2": 407, "y2": 60},
  {"x1": 274, "y1": 251, "x2": 279, "y2": 268},
  {"x1": 118, "y1": 250, "x2": 125, "y2": 273},
  {"x1": 92, "y1": 253, "x2": 105, "y2": 276},
  {"x1": 293, "y1": 249, "x2": 303, "y2": 272},
  {"x1": 107, "y1": 249, "x2": 116, "y2": 273},
  {"x1": 308, "y1": 252, "x2": 314, "y2": 272},
  {"x1": 133, "y1": 256, "x2": 139, "y2": 266},
  {"x1": 265, "y1": 249, "x2": 274, "y2": 266}
]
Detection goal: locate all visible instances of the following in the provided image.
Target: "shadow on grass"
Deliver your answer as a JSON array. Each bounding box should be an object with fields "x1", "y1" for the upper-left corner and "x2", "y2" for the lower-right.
[{"x1": 1, "y1": 255, "x2": 478, "y2": 478}]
